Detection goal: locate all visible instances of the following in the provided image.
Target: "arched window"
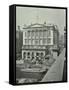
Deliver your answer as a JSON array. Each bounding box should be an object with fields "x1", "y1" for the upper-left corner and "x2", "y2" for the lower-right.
[
  {"x1": 36, "y1": 52, "x2": 39, "y2": 60},
  {"x1": 27, "y1": 52, "x2": 30, "y2": 55},
  {"x1": 31, "y1": 52, "x2": 34, "y2": 59},
  {"x1": 41, "y1": 52, "x2": 43, "y2": 57},
  {"x1": 36, "y1": 52, "x2": 39, "y2": 56},
  {"x1": 23, "y1": 52, "x2": 26, "y2": 59},
  {"x1": 27, "y1": 52, "x2": 30, "y2": 59}
]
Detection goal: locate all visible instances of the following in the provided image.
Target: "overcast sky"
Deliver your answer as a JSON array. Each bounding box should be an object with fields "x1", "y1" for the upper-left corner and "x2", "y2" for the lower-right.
[{"x1": 16, "y1": 6, "x2": 66, "y2": 34}]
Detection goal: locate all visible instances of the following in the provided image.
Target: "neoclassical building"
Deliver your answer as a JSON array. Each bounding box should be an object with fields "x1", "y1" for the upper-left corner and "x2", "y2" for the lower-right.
[{"x1": 22, "y1": 23, "x2": 59, "y2": 60}]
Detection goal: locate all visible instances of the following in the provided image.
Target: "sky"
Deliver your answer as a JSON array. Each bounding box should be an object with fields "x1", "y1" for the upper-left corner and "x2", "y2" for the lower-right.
[{"x1": 16, "y1": 6, "x2": 66, "y2": 34}]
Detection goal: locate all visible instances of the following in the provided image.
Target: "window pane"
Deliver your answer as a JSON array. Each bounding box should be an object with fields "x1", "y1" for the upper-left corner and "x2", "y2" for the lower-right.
[
  {"x1": 32, "y1": 52, "x2": 34, "y2": 59},
  {"x1": 31, "y1": 31, "x2": 34, "y2": 37},
  {"x1": 35, "y1": 31, "x2": 39, "y2": 38},
  {"x1": 43, "y1": 39, "x2": 47, "y2": 45},
  {"x1": 28, "y1": 39, "x2": 31, "y2": 45},
  {"x1": 47, "y1": 38, "x2": 51, "y2": 44},
  {"x1": 43, "y1": 39, "x2": 46, "y2": 44},
  {"x1": 43, "y1": 30, "x2": 47, "y2": 37},
  {"x1": 39, "y1": 31, "x2": 43, "y2": 37},
  {"x1": 40, "y1": 39, "x2": 42, "y2": 45},
  {"x1": 47, "y1": 31, "x2": 51, "y2": 36},
  {"x1": 25, "y1": 32, "x2": 27, "y2": 37},
  {"x1": 23, "y1": 52, "x2": 26, "y2": 59},
  {"x1": 25, "y1": 39, "x2": 28, "y2": 45},
  {"x1": 35, "y1": 39, "x2": 39, "y2": 45},
  {"x1": 31, "y1": 39, "x2": 34, "y2": 45},
  {"x1": 27, "y1": 52, "x2": 30, "y2": 58},
  {"x1": 28, "y1": 31, "x2": 31, "y2": 37}
]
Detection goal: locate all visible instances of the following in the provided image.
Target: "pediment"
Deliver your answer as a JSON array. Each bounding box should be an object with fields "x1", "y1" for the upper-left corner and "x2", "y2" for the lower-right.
[
  {"x1": 24, "y1": 23, "x2": 46, "y2": 29},
  {"x1": 30, "y1": 23, "x2": 45, "y2": 27}
]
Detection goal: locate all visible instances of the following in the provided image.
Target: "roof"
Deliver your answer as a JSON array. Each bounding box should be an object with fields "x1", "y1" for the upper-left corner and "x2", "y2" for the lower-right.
[{"x1": 23, "y1": 23, "x2": 54, "y2": 29}]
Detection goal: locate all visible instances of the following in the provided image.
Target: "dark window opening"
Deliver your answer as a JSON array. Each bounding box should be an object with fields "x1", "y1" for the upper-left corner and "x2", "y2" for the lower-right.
[{"x1": 23, "y1": 52, "x2": 26, "y2": 59}]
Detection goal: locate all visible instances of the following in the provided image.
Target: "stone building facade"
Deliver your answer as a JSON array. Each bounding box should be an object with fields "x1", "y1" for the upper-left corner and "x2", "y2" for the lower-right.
[{"x1": 22, "y1": 23, "x2": 59, "y2": 60}]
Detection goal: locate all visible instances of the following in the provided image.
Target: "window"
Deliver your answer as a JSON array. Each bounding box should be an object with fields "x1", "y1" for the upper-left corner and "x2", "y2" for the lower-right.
[
  {"x1": 39, "y1": 39, "x2": 42, "y2": 45},
  {"x1": 47, "y1": 31, "x2": 51, "y2": 37},
  {"x1": 43, "y1": 39, "x2": 47, "y2": 45},
  {"x1": 28, "y1": 39, "x2": 31, "y2": 45},
  {"x1": 43, "y1": 30, "x2": 47, "y2": 37},
  {"x1": 36, "y1": 52, "x2": 39, "y2": 56},
  {"x1": 27, "y1": 52, "x2": 30, "y2": 59},
  {"x1": 43, "y1": 38, "x2": 47, "y2": 45},
  {"x1": 25, "y1": 39, "x2": 28, "y2": 45},
  {"x1": 47, "y1": 38, "x2": 51, "y2": 44},
  {"x1": 27, "y1": 52, "x2": 30, "y2": 55},
  {"x1": 23, "y1": 52, "x2": 26, "y2": 59},
  {"x1": 35, "y1": 31, "x2": 39, "y2": 38},
  {"x1": 31, "y1": 39, "x2": 34, "y2": 45},
  {"x1": 41, "y1": 52, "x2": 44, "y2": 57},
  {"x1": 31, "y1": 31, "x2": 35, "y2": 37},
  {"x1": 35, "y1": 39, "x2": 39, "y2": 45},
  {"x1": 25, "y1": 32, "x2": 27, "y2": 37},
  {"x1": 28, "y1": 31, "x2": 31, "y2": 37},
  {"x1": 39, "y1": 30, "x2": 43, "y2": 38},
  {"x1": 32, "y1": 52, "x2": 34, "y2": 59}
]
